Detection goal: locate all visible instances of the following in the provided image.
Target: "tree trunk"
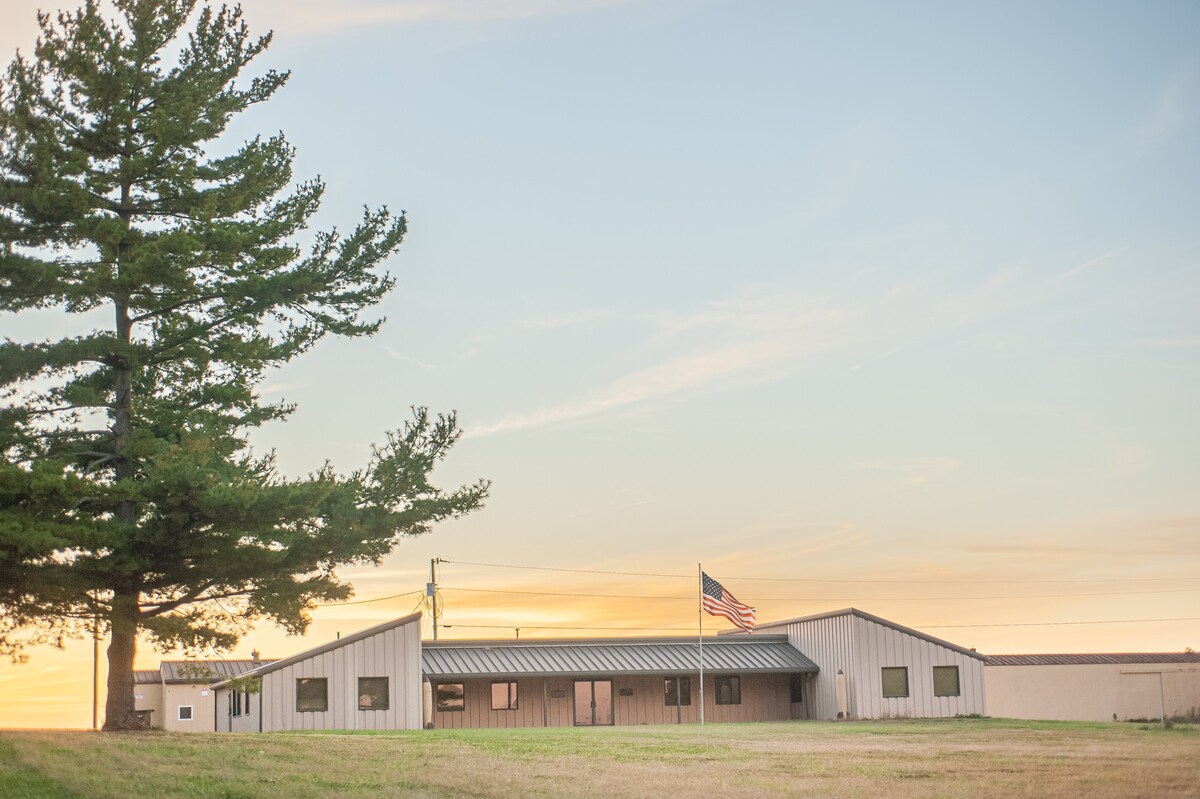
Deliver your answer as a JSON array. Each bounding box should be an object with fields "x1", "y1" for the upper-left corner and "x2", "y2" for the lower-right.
[{"x1": 101, "y1": 591, "x2": 141, "y2": 731}]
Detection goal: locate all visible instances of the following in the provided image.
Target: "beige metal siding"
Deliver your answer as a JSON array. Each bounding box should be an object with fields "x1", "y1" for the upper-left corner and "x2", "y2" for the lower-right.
[
  {"x1": 763, "y1": 611, "x2": 985, "y2": 719},
  {"x1": 162, "y1": 684, "x2": 216, "y2": 731},
  {"x1": 761, "y1": 613, "x2": 857, "y2": 720},
  {"x1": 259, "y1": 616, "x2": 422, "y2": 731},
  {"x1": 851, "y1": 614, "x2": 985, "y2": 718},
  {"x1": 429, "y1": 674, "x2": 792, "y2": 728},
  {"x1": 133, "y1": 683, "x2": 164, "y2": 729},
  {"x1": 987, "y1": 664, "x2": 1200, "y2": 722}
]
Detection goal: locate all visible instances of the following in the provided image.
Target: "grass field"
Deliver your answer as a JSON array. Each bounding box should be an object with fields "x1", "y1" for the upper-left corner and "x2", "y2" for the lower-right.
[{"x1": 0, "y1": 718, "x2": 1197, "y2": 799}]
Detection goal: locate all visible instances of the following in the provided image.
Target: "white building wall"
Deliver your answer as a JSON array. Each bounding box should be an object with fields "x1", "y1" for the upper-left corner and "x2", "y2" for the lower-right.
[
  {"x1": 258, "y1": 616, "x2": 422, "y2": 732},
  {"x1": 761, "y1": 610, "x2": 986, "y2": 720},
  {"x1": 987, "y1": 664, "x2": 1200, "y2": 722}
]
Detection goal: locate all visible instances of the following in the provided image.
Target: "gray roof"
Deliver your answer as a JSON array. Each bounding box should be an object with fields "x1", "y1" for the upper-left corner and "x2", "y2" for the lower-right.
[
  {"x1": 744, "y1": 608, "x2": 988, "y2": 662},
  {"x1": 159, "y1": 659, "x2": 275, "y2": 684},
  {"x1": 134, "y1": 669, "x2": 162, "y2": 685},
  {"x1": 422, "y1": 635, "x2": 818, "y2": 679},
  {"x1": 211, "y1": 612, "x2": 423, "y2": 688},
  {"x1": 987, "y1": 653, "x2": 1200, "y2": 667}
]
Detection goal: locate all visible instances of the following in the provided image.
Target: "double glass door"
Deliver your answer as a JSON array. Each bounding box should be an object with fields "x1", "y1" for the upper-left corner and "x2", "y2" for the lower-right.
[{"x1": 573, "y1": 680, "x2": 613, "y2": 726}]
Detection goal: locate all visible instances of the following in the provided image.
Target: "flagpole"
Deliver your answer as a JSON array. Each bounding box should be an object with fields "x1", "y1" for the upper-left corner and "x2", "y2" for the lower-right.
[{"x1": 698, "y1": 563, "x2": 705, "y2": 726}]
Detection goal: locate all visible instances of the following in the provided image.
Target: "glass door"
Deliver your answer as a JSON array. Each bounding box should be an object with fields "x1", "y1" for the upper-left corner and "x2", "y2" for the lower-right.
[{"x1": 573, "y1": 680, "x2": 614, "y2": 726}]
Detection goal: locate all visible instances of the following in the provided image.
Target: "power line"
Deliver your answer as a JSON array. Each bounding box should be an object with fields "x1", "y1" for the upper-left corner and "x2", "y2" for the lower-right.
[
  {"x1": 441, "y1": 585, "x2": 1200, "y2": 602},
  {"x1": 315, "y1": 589, "x2": 423, "y2": 607},
  {"x1": 442, "y1": 624, "x2": 693, "y2": 632},
  {"x1": 922, "y1": 616, "x2": 1200, "y2": 629},
  {"x1": 443, "y1": 586, "x2": 688, "y2": 600},
  {"x1": 443, "y1": 558, "x2": 1200, "y2": 585}
]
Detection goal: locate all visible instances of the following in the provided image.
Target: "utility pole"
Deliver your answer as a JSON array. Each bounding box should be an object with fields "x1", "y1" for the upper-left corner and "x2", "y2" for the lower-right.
[
  {"x1": 428, "y1": 558, "x2": 444, "y2": 640},
  {"x1": 92, "y1": 610, "x2": 99, "y2": 731}
]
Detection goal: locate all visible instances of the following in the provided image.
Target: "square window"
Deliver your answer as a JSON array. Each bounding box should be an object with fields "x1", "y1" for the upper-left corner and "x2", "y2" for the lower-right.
[
  {"x1": 789, "y1": 673, "x2": 804, "y2": 703},
  {"x1": 296, "y1": 678, "x2": 328, "y2": 712},
  {"x1": 664, "y1": 676, "x2": 692, "y2": 706},
  {"x1": 177, "y1": 705, "x2": 193, "y2": 721},
  {"x1": 715, "y1": 675, "x2": 741, "y2": 705},
  {"x1": 881, "y1": 667, "x2": 909, "y2": 698},
  {"x1": 490, "y1": 681, "x2": 518, "y2": 710},
  {"x1": 437, "y1": 682, "x2": 465, "y2": 712},
  {"x1": 933, "y1": 666, "x2": 960, "y2": 697},
  {"x1": 359, "y1": 677, "x2": 389, "y2": 711}
]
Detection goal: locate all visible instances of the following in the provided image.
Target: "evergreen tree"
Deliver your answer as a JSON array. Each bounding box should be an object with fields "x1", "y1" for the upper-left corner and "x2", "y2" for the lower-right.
[{"x1": 0, "y1": 0, "x2": 488, "y2": 730}]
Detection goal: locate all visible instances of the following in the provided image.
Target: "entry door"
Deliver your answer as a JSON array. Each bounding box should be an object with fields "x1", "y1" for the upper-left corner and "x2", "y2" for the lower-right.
[{"x1": 573, "y1": 680, "x2": 614, "y2": 726}]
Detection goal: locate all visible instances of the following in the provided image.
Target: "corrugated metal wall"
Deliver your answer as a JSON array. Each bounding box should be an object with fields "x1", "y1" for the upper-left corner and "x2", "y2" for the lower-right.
[
  {"x1": 258, "y1": 617, "x2": 422, "y2": 731},
  {"x1": 765, "y1": 612, "x2": 986, "y2": 719},
  {"x1": 762, "y1": 613, "x2": 857, "y2": 720}
]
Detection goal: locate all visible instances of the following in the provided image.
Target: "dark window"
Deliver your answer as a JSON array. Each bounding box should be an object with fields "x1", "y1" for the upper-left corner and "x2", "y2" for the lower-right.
[
  {"x1": 933, "y1": 666, "x2": 960, "y2": 697},
  {"x1": 232, "y1": 690, "x2": 242, "y2": 717},
  {"x1": 296, "y1": 678, "x2": 329, "y2": 712},
  {"x1": 177, "y1": 705, "x2": 193, "y2": 721},
  {"x1": 789, "y1": 673, "x2": 804, "y2": 703},
  {"x1": 437, "y1": 682, "x2": 465, "y2": 712},
  {"x1": 359, "y1": 677, "x2": 389, "y2": 710},
  {"x1": 664, "y1": 676, "x2": 692, "y2": 706},
  {"x1": 244, "y1": 690, "x2": 252, "y2": 715},
  {"x1": 881, "y1": 667, "x2": 909, "y2": 698},
  {"x1": 715, "y1": 675, "x2": 741, "y2": 705},
  {"x1": 490, "y1": 681, "x2": 518, "y2": 710}
]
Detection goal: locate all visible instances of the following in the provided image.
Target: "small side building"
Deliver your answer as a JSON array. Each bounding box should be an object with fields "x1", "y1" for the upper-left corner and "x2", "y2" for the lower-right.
[
  {"x1": 746, "y1": 608, "x2": 988, "y2": 719},
  {"x1": 212, "y1": 612, "x2": 423, "y2": 732},
  {"x1": 985, "y1": 653, "x2": 1200, "y2": 722},
  {"x1": 133, "y1": 659, "x2": 269, "y2": 730}
]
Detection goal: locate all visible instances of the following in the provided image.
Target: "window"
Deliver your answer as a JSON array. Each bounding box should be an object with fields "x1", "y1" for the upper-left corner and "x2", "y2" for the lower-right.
[
  {"x1": 359, "y1": 677, "x2": 389, "y2": 711},
  {"x1": 232, "y1": 690, "x2": 242, "y2": 717},
  {"x1": 715, "y1": 675, "x2": 741, "y2": 705},
  {"x1": 436, "y1": 682, "x2": 465, "y2": 712},
  {"x1": 933, "y1": 666, "x2": 960, "y2": 697},
  {"x1": 881, "y1": 667, "x2": 909, "y2": 698},
  {"x1": 789, "y1": 673, "x2": 804, "y2": 704},
  {"x1": 244, "y1": 690, "x2": 252, "y2": 715},
  {"x1": 664, "y1": 676, "x2": 691, "y2": 706},
  {"x1": 177, "y1": 705, "x2": 193, "y2": 721},
  {"x1": 490, "y1": 681, "x2": 518, "y2": 710},
  {"x1": 296, "y1": 678, "x2": 328, "y2": 712}
]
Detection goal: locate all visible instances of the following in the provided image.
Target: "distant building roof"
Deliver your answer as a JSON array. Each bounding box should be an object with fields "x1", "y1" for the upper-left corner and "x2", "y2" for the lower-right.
[
  {"x1": 134, "y1": 669, "x2": 162, "y2": 685},
  {"x1": 986, "y1": 653, "x2": 1200, "y2": 667},
  {"x1": 159, "y1": 659, "x2": 275, "y2": 684},
  {"x1": 740, "y1": 607, "x2": 988, "y2": 662},
  {"x1": 422, "y1": 635, "x2": 818, "y2": 679}
]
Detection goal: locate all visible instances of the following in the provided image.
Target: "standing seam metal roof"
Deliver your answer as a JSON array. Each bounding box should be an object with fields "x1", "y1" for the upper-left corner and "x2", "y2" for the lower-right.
[
  {"x1": 159, "y1": 659, "x2": 276, "y2": 684},
  {"x1": 421, "y1": 636, "x2": 818, "y2": 678},
  {"x1": 986, "y1": 653, "x2": 1200, "y2": 666}
]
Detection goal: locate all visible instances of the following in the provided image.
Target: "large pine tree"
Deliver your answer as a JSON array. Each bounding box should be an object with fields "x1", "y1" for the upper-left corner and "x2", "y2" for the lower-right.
[{"x1": 0, "y1": 1, "x2": 488, "y2": 730}]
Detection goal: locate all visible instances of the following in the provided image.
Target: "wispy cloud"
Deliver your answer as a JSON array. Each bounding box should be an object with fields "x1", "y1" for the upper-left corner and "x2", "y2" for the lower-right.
[
  {"x1": 261, "y1": 381, "x2": 306, "y2": 395},
  {"x1": 1144, "y1": 338, "x2": 1200, "y2": 349},
  {"x1": 1138, "y1": 68, "x2": 1196, "y2": 144},
  {"x1": 382, "y1": 345, "x2": 435, "y2": 370},
  {"x1": 854, "y1": 457, "x2": 961, "y2": 486},
  {"x1": 467, "y1": 336, "x2": 793, "y2": 436},
  {"x1": 262, "y1": 0, "x2": 638, "y2": 34}
]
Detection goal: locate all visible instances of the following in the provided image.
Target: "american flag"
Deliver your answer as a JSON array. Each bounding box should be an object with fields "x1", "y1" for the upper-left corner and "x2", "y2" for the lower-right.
[{"x1": 701, "y1": 572, "x2": 756, "y2": 632}]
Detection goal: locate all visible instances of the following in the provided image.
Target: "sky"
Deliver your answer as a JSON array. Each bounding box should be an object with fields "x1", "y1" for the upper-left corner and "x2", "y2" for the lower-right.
[{"x1": 1, "y1": 0, "x2": 1198, "y2": 729}]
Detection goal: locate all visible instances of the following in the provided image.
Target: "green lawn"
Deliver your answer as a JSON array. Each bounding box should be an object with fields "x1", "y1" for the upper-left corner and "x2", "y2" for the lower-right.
[{"x1": 1, "y1": 719, "x2": 1196, "y2": 799}]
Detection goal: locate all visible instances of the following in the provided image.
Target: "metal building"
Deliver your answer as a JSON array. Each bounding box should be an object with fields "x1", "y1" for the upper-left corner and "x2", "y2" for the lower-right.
[{"x1": 745, "y1": 608, "x2": 988, "y2": 719}]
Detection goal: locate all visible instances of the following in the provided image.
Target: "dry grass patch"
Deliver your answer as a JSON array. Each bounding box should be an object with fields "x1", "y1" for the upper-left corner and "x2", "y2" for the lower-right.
[{"x1": 0, "y1": 719, "x2": 1196, "y2": 799}]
